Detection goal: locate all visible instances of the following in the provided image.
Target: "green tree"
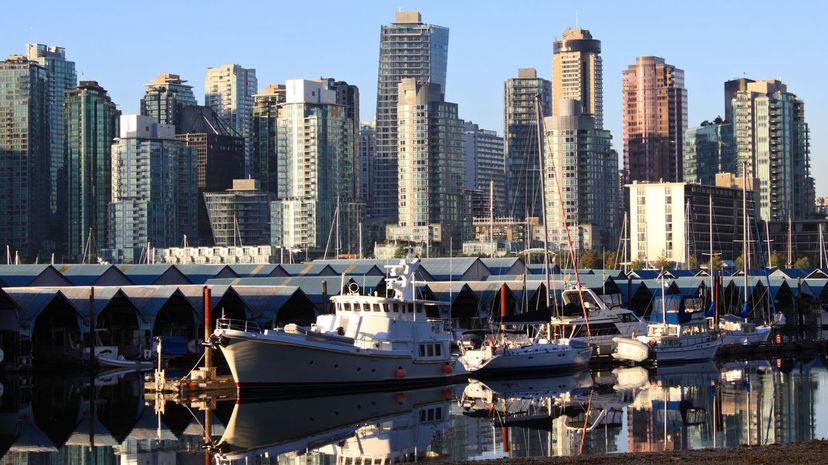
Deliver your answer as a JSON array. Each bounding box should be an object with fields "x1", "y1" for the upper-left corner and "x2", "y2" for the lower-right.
[
  {"x1": 653, "y1": 256, "x2": 674, "y2": 270},
  {"x1": 630, "y1": 258, "x2": 646, "y2": 270},
  {"x1": 578, "y1": 249, "x2": 602, "y2": 269},
  {"x1": 603, "y1": 250, "x2": 618, "y2": 270},
  {"x1": 769, "y1": 251, "x2": 784, "y2": 268},
  {"x1": 735, "y1": 255, "x2": 744, "y2": 271},
  {"x1": 710, "y1": 255, "x2": 723, "y2": 270},
  {"x1": 393, "y1": 245, "x2": 405, "y2": 258},
  {"x1": 794, "y1": 256, "x2": 811, "y2": 269},
  {"x1": 686, "y1": 256, "x2": 698, "y2": 269}
]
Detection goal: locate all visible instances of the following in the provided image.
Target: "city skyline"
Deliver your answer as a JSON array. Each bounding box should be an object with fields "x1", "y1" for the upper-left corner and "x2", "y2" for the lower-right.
[{"x1": 4, "y1": 1, "x2": 825, "y2": 194}]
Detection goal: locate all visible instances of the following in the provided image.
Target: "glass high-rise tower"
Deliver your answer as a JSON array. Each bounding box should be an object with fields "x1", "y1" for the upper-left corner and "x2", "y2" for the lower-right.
[
  {"x1": 0, "y1": 55, "x2": 50, "y2": 261},
  {"x1": 140, "y1": 73, "x2": 197, "y2": 128},
  {"x1": 25, "y1": 44, "x2": 77, "y2": 216},
  {"x1": 205, "y1": 64, "x2": 257, "y2": 176},
  {"x1": 503, "y1": 68, "x2": 552, "y2": 221},
  {"x1": 64, "y1": 81, "x2": 120, "y2": 262},
  {"x1": 373, "y1": 11, "x2": 448, "y2": 241}
]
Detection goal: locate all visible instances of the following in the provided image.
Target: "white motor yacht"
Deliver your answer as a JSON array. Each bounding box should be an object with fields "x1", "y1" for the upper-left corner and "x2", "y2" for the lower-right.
[
  {"x1": 612, "y1": 293, "x2": 721, "y2": 364},
  {"x1": 210, "y1": 258, "x2": 463, "y2": 391}
]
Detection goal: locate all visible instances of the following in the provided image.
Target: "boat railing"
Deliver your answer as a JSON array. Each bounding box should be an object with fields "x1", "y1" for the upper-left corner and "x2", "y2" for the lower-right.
[{"x1": 216, "y1": 318, "x2": 262, "y2": 333}]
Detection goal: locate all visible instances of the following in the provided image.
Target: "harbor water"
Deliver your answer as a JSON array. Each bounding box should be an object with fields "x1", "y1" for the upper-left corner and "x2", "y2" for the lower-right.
[{"x1": 2, "y1": 356, "x2": 827, "y2": 464}]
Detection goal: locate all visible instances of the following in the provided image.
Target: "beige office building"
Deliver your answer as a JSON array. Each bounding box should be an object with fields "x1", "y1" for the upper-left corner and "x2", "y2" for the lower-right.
[{"x1": 551, "y1": 28, "x2": 603, "y2": 128}]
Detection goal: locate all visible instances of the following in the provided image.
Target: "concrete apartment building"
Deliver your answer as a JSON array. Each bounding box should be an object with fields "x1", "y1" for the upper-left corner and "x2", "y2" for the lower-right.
[
  {"x1": 543, "y1": 100, "x2": 619, "y2": 253},
  {"x1": 386, "y1": 79, "x2": 464, "y2": 251},
  {"x1": 372, "y1": 11, "x2": 449, "y2": 242},
  {"x1": 552, "y1": 28, "x2": 603, "y2": 128}
]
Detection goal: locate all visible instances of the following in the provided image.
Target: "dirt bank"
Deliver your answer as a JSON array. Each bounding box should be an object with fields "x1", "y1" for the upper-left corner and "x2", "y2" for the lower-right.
[{"x1": 447, "y1": 440, "x2": 828, "y2": 465}]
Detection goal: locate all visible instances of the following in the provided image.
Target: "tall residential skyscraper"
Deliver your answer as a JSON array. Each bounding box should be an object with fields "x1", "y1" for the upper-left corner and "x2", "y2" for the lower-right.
[
  {"x1": 175, "y1": 105, "x2": 245, "y2": 245},
  {"x1": 552, "y1": 28, "x2": 603, "y2": 128},
  {"x1": 373, "y1": 11, "x2": 449, "y2": 235},
  {"x1": 724, "y1": 77, "x2": 754, "y2": 123},
  {"x1": 463, "y1": 121, "x2": 505, "y2": 219},
  {"x1": 386, "y1": 79, "x2": 464, "y2": 251},
  {"x1": 622, "y1": 56, "x2": 688, "y2": 183},
  {"x1": 108, "y1": 115, "x2": 198, "y2": 263},
  {"x1": 271, "y1": 80, "x2": 360, "y2": 255},
  {"x1": 683, "y1": 118, "x2": 736, "y2": 186},
  {"x1": 64, "y1": 81, "x2": 120, "y2": 262},
  {"x1": 0, "y1": 55, "x2": 50, "y2": 260},
  {"x1": 732, "y1": 79, "x2": 814, "y2": 221},
  {"x1": 204, "y1": 179, "x2": 273, "y2": 247},
  {"x1": 205, "y1": 64, "x2": 257, "y2": 176},
  {"x1": 140, "y1": 73, "x2": 198, "y2": 128},
  {"x1": 503, "y1": 68, "x2": 551, "y2": 220},
  {"x1": 24, "y1": 44, "x2": 77, "y2": 216},
  {"x1": 543, "y1": 100, "x2": 619, "y2": 252},
  {"x1": 251, "y1": 84, "x2": 285, "y2": 195},
  {"x1": 314, "y1": 77, "x2": 360, "y2": 200}
]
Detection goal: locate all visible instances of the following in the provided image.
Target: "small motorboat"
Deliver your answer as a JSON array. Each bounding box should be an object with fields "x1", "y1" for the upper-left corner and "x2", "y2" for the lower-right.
[{"x1": 93, "y1": 347, "x2": 153, "y2": 369}]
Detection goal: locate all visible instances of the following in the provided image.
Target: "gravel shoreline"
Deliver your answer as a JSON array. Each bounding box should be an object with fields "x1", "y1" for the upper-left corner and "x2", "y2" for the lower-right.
[{"x1": 446, "y1": 440, "x2": 828, "y2": 465}]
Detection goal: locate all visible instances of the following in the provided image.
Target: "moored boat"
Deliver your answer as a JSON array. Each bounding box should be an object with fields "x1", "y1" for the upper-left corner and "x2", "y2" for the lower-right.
[{"x1": 210, "y1": 258, "x2": 464, "y2": 392}]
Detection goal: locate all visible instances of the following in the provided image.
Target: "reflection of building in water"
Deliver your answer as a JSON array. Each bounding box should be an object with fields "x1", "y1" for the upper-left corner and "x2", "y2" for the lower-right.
[
  {"x1": 718, "y1": 362, "x2": 818, "y2": 447},
  {"x1": 626, "y1": 367, "x2": 716, "y2": 452}
]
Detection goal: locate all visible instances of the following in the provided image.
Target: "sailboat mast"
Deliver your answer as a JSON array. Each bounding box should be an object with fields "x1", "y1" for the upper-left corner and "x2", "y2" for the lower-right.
[
  {"x1": 489, "y1": 179, "x2": 495, "y2": 258},
  {"x1": 787, "y1": 216, "x2": 792, "y2": 268},
  {"x1": 534, "y1": 95, "x2": 552, "y2": 310},
  {"x1": 742, "y1": 162, "x2": 748, "y2": 304},
  {"x1": 709, "y1": 194, "x2": 714, "y2": 295}
]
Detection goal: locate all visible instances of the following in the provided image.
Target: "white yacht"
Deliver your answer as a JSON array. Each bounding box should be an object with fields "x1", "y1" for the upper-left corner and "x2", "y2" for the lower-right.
[
  {"x1": 550, "y1": 287, "x2": 648, "y2": 357},
  {"x1": 612, "y1": 293, "x2": 721, "y2": 364},
  {"x1": 718, "y1": 314, "x2": 772, "y2": 346},
  {"x1": 457, "y1": 329, "x2": 593, "y2": 374},
  {"x1": 210, "y1": 259, "x2": 463, "y2": 391}
]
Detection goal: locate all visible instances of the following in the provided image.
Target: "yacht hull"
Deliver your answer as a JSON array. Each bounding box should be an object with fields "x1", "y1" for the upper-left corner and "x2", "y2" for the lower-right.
[
  {"x1": 460, "y1": 344, "x2": 592, "y2": 375},
  {"x1": 217, "y1": 329, "x2": 463, "y2": 391},
  {"x1": 720, "y1": 327, "x2": 772, "y2": 346},
  {"x1": 612, "y1": 336, "x2": 721, "y2": 364}
]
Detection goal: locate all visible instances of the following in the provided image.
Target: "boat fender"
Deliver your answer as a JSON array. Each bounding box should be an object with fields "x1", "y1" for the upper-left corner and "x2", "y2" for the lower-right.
[
  {"x1": 394, "y1": 392, "x2": 406, "y2": 404},
  {"x1": 441, "y1": 363, "x2": 452, "y2": 374},
  {"x1": 395, "y1": 367, "x2": 407, "y2": 378},
  {"x1": 648, "y1": 339, "x2": 657, "y2": 348},
  {"x1": 442, "y1": 388, "x2": 454, "y2": 400},
  {"x1": 631, "y1": 329, "x2": 636, "y2": 338},
  {"x1": 775, "y1": 333, "x2": 782, "y2": 344}
]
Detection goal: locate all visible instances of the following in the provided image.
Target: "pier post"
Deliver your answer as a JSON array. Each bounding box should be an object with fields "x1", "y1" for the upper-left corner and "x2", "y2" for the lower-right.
[{"x1": 203, "y1": 286, "x2": 212, "y2": 371}]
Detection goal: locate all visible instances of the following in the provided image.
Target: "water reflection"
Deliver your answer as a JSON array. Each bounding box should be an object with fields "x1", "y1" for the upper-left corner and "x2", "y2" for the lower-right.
[{"x1": 0, "y1": 355, "x2": 826, "y2": 465}]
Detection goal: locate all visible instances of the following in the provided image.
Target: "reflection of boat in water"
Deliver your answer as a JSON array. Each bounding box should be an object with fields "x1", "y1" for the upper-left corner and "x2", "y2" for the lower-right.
[
  {"x1": 214, "y1": 386, "x2": 457, "y2": 464},
  {"x1": 212, "y1": 259, "x2": 463, "y2": 391},
  {"x1": 459, "y1": 372, "x2": 593, "y2": 430}
]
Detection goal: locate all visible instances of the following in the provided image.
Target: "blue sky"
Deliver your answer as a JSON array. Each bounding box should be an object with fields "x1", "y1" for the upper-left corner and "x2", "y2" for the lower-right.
[{"x1": 4, "y1": 0, "x2": 826, "y2": 194}]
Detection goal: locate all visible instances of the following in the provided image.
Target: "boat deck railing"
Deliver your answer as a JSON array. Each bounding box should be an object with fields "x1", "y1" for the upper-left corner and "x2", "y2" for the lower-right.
[{"x1": 216, "y1": 318, "x2": 262, "y2": 333}]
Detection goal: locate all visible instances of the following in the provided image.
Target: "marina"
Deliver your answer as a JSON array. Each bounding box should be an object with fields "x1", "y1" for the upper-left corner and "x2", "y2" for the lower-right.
[{"x1": 1, "y1": 355, "x2": 828, "y2": 464}]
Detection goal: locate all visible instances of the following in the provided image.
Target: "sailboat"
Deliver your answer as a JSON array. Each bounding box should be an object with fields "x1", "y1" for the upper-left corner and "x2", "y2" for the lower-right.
[
  {"x1": 457, "y1": 95, "x2": 593, "y2": 374},
  {"x1": 611, "y1": 274, "x2": 721, "y2": 364}
]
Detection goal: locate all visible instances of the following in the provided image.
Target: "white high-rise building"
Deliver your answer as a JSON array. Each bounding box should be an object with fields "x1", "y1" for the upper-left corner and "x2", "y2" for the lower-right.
[
  {"x1": 205, "y1": 64, "x2": 257, "y2": 176},
  {"x1": 271, "y1": 80, "x2": 360, "y2": 256}
]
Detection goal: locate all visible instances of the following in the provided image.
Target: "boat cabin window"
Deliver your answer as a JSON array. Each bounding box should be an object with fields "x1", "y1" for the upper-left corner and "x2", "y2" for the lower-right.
[
  {"x1": 418, "y1": 343, "x2": 443, "y2": 358},
  {"x1": 391, "y1": 303, "x2": 400, "y2": 312}
]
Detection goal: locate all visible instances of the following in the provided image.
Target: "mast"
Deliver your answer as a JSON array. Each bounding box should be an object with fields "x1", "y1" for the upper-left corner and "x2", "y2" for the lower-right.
[
  {"x1": 765, "y1": 221, "x2": 772, "y2": 267},
  {"x1": 535, "y1": 94, "x2": 591, "y2": 336},
  {"x1": 820, "y1": 223, "x2": 825, "y2": 269},
  {"x1": 709, "y1": 194, "x2": 714, "y2": 299},
  {"x1": 786, "y1": 216, "x2": 792, "y2": 268},
  {"x1": 489, "y1": 179, "x2": 495, "y2": 258},
  {"x1": 534, "y1": 95, "x2": 552, "y2": 312},
  {"x1": 742, "y1": 162, "x2": 748, "y2": 305},
  {"x1": 335, "y1": 194, "x2": 341, "y2": 258}
]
